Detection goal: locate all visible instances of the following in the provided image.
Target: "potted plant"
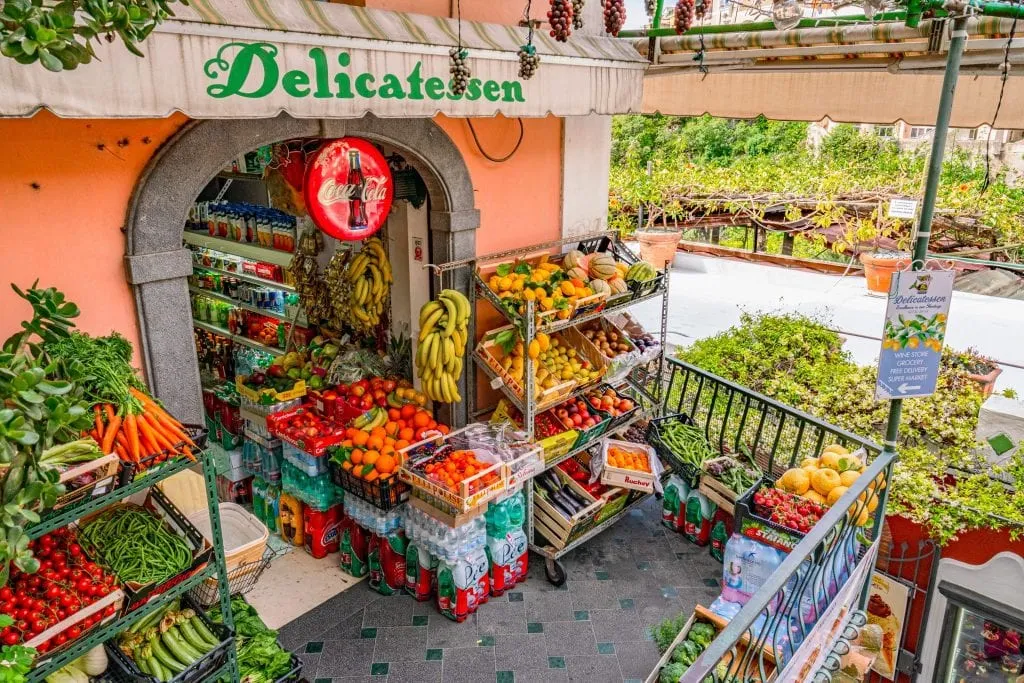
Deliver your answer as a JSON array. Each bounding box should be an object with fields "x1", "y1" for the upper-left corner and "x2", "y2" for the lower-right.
[{"x1": 943, "y1": 347, "x2": 1002, "y2": 398}]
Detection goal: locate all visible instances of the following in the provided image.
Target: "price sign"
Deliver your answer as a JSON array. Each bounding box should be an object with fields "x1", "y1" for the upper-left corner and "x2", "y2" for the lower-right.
[
  {"x1": 304, "y1": 137, "x2": 394, "y2": 241},
  {"x1": 887, "y1": 199, "x2": 918, "y2": 219}
]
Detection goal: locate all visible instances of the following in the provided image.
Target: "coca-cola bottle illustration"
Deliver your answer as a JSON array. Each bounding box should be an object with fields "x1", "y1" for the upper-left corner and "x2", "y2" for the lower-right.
[{"x1": 348, "y1": 150, "x2": 369, "y2": 232}]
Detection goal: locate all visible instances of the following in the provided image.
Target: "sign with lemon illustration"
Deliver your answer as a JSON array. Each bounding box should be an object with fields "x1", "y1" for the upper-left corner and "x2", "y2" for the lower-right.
[{"x1": 875, "y1": 269, "x2": 955, "y2": 400}]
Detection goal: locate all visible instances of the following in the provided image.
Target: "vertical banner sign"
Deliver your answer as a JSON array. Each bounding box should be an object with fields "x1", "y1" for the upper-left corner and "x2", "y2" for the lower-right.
[
  {"x1": 875, "y1": 269, "x2": 955, "y2": 399},
  {"x1": 304, "y1": 137, "x2": 394, "y2": 241}
]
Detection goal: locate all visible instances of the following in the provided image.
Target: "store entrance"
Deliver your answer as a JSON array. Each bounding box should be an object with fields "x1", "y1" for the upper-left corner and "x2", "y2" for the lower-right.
[{"x1": 124, "y1": 115, "x2": 480, "y2": 626}]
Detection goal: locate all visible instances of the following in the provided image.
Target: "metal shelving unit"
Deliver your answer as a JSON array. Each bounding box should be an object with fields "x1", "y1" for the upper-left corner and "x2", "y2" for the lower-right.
[
  {"x1": 191, "y1": 264, "x2": 296, "y2": 292},
  {"x1": 183, "y1": 232, "x2": 295, "y2": 267},
  {"x1": 192, "y1": 319, "x2": 285, "y2": 357},
  {"x1": 25, "y1": 448, "x2": 237, "y2": 682},
  {"x1": 429, "y1": 231, "x2": 671, "y2": 585}
]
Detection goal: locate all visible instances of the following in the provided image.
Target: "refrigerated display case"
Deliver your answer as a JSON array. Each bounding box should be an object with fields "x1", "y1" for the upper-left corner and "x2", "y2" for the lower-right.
[{"x1": 934, "y1": 583, "x2": 1024, "y2": 682}]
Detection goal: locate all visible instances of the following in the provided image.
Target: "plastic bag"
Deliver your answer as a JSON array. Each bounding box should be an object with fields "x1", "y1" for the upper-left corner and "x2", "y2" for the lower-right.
[
  {"x1": 579, "y1": 318, "x2": 642, "y2": 385},
  {"x1": 326, "y1": 346, "x2": 388, "y2": 385},
  {"x1": 606, "y1": 311, "x2": 661, "y2": 364}
]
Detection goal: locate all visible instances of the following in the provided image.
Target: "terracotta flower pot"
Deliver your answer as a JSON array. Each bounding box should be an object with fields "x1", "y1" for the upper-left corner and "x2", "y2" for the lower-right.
[
  {"x1": 637, "y1": 230, "x2": 681, "y2": 269},
  {"x1": 966, "y1": 365, "x2": 1002, "y2": 398},
  {"x1": 860, "y1": 252, "x2": 911, "y2": 295}
]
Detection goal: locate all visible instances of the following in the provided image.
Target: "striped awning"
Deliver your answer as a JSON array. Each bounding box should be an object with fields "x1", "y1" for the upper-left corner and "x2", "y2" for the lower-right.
[{"x1": 0, "y1": 0, "x2": 646, "y2": 119}]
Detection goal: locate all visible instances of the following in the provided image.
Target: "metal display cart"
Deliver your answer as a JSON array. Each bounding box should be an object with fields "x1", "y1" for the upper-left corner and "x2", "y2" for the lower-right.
[
  {"x1": 25, "y1": 449, "x2": 238, "y2": 682},
  {"x1": 428, "y1": 231, "x2": 670, "y2": 585}
]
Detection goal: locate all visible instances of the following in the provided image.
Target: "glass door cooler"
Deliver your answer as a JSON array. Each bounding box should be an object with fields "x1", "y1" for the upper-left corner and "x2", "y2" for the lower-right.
[{"x1": 936, "y1": 582, "x2": 1024, "y2": 682}]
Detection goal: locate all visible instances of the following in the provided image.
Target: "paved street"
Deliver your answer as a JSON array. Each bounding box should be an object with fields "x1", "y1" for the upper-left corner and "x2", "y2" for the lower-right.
[{"x1": 630, "y1": 253, "x2": 1024, "y2": 394}]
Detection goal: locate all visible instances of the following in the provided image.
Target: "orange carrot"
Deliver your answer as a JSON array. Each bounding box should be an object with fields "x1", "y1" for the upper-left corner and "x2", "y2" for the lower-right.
[
  {"x1": 93, "y1": 406, "x2": 104, "y2": 441},
  {"x1": 115, "y1": 443, "x2": 129, "y2": 461},
  {"x1": 137, "y1": 416, "x2": 168, "y2": 457},
  {"x1": 140, "y1": 412, "x2": 176, "y2": 450},
  {"x1": 101, "y1": 414, "x2": 121, "y2": 455},
  {"x1": 181, "y1": 446, "x2": 197, "y2": 463},
  {"x1": 130, "y1": 388, "x2": 194, "y2": 445},
  {"x1": 125, "y1": 413, "x2": 141, "y2": 463}
]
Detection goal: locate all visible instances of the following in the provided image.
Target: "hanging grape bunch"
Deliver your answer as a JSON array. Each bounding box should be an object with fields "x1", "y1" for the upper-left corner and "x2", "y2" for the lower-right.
[
  {"x1": 572, "y1": 0, "x2": 585, "y2": 30},
  {"x1": 518, "y1": 45, "x2": 541, "y2": 79},
  {"x1": 449, "y1": 47, "x2": 470, "y2": 96},
  {"x1": 548, "y1": 0, "x2": 573, "y2": 42},
  {"x1": 694, "y1": 0, "x2": 707, "y2": 20},
  {"x1": 603, "y1": 0, "x2": 626, "y2": 36},
  {"x1": 673, "y1": 0, "x2": 695, "y2": 33}
]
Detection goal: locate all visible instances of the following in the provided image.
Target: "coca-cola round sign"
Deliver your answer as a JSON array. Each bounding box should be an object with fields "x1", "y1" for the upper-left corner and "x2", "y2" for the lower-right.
[{"x1": 304, "y1": 137, "x2": 393, "y2": 241}]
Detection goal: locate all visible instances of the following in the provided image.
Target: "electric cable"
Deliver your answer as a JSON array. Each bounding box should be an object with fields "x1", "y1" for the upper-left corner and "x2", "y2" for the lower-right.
[
  {"x1": 982, "y1": 7, "x2": 1019, "y2": 193},
  {"x1": 466, "y1": 118, "x2": 525, "y2": 163}
]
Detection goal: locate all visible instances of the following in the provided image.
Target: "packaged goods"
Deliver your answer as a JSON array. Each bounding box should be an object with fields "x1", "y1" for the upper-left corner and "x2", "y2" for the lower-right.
[
  {"x1": 304, "y1": 503, "x2": 343, "y2": 559},
  {"x1": 278, "y1": 492, "x2": 304, "y2": 546},
  {"x1": 662, "y1": 474, "x2": 690, "y2": 532},
  {"x1": 683, "y1": 489, "x2": 716, "y2": 546},
  {"x1": 368, "y1": 529, "x2": 407, "y2": 596},
  {"x1": 720, "y1": 534, "x2": 787, "y2": 610},
  {"x1": 484, "y1": 492, "x2": 528, "y2": 596},
  {"x1": 402, "y1": 506, "x2": 440, "y2": 601},
  {"x1": 709, "y1": 509, "x2": 732, "y2": 562},
  {"x1": 436, "y1": 531, "x2": 489, "y2": 623}
]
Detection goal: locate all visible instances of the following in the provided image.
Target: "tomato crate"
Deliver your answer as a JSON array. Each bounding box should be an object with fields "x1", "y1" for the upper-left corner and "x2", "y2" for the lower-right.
[
  {"x1": 104, "y1": 594, "x2": 235, "y2": 683},
  {"x1": 489, "y1": 398, "x2": 578, "y2": 467},
  {"x1": 266, "y1": 405, "x2": 347, "y2": 457},
  {"x1": 78, "y1": 489, "x2": 213, "y2": 616},
  {"x1": 329, "y1": 458, "x2": 409, "y2": 511},
  {"x1": 27, "y1": 589, "x2": 125, "y2": 665}
]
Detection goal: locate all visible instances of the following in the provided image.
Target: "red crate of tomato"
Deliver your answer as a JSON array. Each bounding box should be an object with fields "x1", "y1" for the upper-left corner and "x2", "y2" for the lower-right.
[{"x1": 266, "y1": 404, "x2": 347, "y2": 457}]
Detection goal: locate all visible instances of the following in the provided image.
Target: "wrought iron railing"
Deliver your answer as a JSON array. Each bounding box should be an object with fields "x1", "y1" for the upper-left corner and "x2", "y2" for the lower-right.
[{"x1": 656, "y1": 359, "x2": 893, "y2": 682}]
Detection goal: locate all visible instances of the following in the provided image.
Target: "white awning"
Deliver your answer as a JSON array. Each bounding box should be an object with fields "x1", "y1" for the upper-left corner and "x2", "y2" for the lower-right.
[{"x1": 0, "y1": 0, "x2": 646, "y2": 119}]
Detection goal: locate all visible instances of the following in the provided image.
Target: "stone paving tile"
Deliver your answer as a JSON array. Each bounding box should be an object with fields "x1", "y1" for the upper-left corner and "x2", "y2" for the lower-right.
[
  {"x1": 524, "y1": 588, "x2": 575, "y2": 623},
  {"x1": 565, "y1": 653, "x2": 623, "y2": 683},
  {"x1": 426, "y1": 613, "x2": 482, "y2": 649},
  {"x1": 513, "y1": 669, "x2": 570, "y2": 683},
  {"x1": 494, "y1": 632, "x2": 550, "y2": 672},
  {"x1": 316, "y1": 638, "x2": 377, "y2": 679},
  {"x1": 567, "y1": 580, "x2": 625, "y2": 611},
  {"x1": 372, "y1": 625, "x2": 429, "y2": 662},
  {"x1": 362, "y1": 594, "x2": 434, "y2": 627},
  {"x1": 614, "y1": 639, "x2": 662, "y2": 680},
  {"x1": 543, "y1": 620, "x2": 598, "y2": 658},
  {"x1": 318, "y1": 611, "x2": 365, "y2": 641},
  {"x1": 296, "y1": 651, "x2": 320, "y2": 678},
  {"x1": 439, "y1": 646, "x2": 496, "y2": 683},
  {"x1": 590, "y1": 607, "x2": 648, "y2": 643},
  {"x1": 385, "y1": 659, "x2": 443, "y2": 683},
  {"x1": 475, "y1": 598, "x2": 528, "y2": 636}
]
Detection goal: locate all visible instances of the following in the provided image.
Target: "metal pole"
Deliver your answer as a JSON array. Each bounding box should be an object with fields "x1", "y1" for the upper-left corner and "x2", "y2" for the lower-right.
[{"x1": 869, "y1": 15, "x2": 968, "y2": 606}]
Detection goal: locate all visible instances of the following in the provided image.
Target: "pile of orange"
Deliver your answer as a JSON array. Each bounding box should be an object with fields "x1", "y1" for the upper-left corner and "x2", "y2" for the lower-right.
[
  {"x1": 337, "y1": 404, "x2": 449, "y2": 482},
  {"x1": 422, "y1": 449, "x2": 501, "y2": 494},
  {"x1": 606, "y1": 445, "x2": 651, "y2": 473}
]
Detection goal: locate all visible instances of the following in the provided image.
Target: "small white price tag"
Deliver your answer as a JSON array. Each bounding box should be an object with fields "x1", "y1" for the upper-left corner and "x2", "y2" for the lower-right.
[
  {"x1": 888, "y1": 198, "x2": 918, "y2": 219},
  {"x1": 490, "y1": 376, "x2": 504, "y2": 390}
]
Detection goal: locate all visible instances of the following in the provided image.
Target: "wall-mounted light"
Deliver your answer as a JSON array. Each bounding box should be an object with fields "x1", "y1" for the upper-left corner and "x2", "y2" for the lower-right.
[{"x1": 772, "y1": 0, "x2": 802, "y2": 30}]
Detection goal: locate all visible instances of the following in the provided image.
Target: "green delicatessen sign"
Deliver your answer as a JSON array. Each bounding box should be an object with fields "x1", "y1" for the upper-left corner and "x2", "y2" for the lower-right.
[{"x1": 204, "y1": 42, "x2": 526, "y2": 103}]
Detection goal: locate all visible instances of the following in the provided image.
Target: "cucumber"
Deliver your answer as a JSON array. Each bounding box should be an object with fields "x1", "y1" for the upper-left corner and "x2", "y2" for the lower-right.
[
  {"x1": 150, "y1": 636, "x2": 188, "y2": 674},
  {"x1": 189, "y1": 616, "x2": 220, "y2": 648},
  {"x1": 179, "y1": 621, "x2": 214, "y2": 654}
]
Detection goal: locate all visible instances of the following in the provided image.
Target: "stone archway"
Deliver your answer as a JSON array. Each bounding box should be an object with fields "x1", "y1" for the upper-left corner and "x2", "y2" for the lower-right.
[{"x1": 124, "y1": 114, "x2": 480, "y2": 423}]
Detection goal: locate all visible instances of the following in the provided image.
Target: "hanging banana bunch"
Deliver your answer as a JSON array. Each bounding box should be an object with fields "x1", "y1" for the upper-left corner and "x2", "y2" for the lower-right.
[
  {"x1": 416, "y1": 289, "x2": 471, "y2": 403},
  {"x1": 345, "y1": 237, "x2": 393, "y2": 333}
]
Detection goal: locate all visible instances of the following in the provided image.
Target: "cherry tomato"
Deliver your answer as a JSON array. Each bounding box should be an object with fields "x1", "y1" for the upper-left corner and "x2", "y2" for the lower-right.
[
  {"x1": 67, "y1": 626, "x2": 81, "y2": 639},
  {"x1": 2, "y1": 632, "x2": 19, "y2": 646},
  {"x1": 103, "y1": 605, "x2": 116, "y2": 617},
  {"x1": 29, "y1": 620, "x2": 45, "y2": 635},
  {"x1": 0, "y1": 588, "x2": 12, "y2": 601},
  {"x1": 54, "y1": 633, "x2": 67, "y2": 646},
  {"x1": 35, "y1": 641, "x2": 51, "y2": 654}
]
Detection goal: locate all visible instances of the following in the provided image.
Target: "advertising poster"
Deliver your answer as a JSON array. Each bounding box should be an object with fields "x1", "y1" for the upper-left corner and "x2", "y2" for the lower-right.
[{"x1": 867, "y1": 571, "x2": 912, "y2": 680}]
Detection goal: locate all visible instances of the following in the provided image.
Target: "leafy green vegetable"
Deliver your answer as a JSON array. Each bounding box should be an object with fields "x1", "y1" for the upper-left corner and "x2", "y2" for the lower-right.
[
  {"x1": 659, "y1": 662, "x2": 687, "y2": 683},
  {"x1": 208, "y1": 597, "x2": 293, "y2": 682},
  {"x1": 652, "y1": 612, "x2": 691, "y2": 654}
]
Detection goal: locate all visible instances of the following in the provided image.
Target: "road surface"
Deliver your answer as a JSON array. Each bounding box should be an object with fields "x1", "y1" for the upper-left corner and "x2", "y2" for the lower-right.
[{"x1": 630, "y1": 253, "x2": 1024, "y2": 394}]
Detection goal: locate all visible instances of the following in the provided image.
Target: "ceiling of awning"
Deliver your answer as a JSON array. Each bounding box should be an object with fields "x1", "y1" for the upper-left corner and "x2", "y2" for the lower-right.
[
  {"x1": 637, "y1": 16, "x2": 1024, "y2": 127},
  {"x1": 0, "y1": 0, "x2": 646, "y2": 119}
]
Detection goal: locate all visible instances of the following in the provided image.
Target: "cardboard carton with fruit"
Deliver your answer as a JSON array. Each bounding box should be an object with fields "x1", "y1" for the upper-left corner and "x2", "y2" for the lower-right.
[{"x1": 597, "y1": 439, "x2": 660, "y2": 493}]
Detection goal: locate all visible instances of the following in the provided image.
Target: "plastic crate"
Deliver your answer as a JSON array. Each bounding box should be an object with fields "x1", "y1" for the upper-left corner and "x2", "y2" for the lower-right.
[
  {"x1": 118, "y1": 424, "x2": 209, "y2": 486},
  {"x1": 104, "y1": 594, "x2": 235, "y2": 683},
  {"x1": 275, "y1": 653, "x2": 304, "y2": 682},
  {"x1": 329, "y1": 459, "x2": 409, "y2": 511},
  {"x1": 645, "y1": 413, "x2": 701, "y2": 487}
]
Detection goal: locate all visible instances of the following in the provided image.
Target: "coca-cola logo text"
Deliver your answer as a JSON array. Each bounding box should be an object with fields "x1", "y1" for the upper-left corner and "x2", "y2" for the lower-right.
[{"x1": 317, "y1": 176, "x2": 389, "y2": 206}]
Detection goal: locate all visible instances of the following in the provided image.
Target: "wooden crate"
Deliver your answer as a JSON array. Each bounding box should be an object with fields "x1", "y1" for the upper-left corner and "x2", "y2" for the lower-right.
[
  {"x1": 699, "y1": 476, "x2": 739, "y2": 516},
  {"x1": 53, "y1": 452, "x2": 120, "y2": 509},
  {"x1": 599, "y1": 440, "x2": 657, "y2": 493},
  {"x1": 475, "y1": 325, "x2": 575, "y2": 408},
  {"x1": 532, "y1": 469, "x2": 603, "y2": 550}
]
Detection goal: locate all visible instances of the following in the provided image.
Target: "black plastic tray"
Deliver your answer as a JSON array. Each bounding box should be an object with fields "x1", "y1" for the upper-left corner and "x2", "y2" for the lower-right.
[
  {"x1": 104, "y1": 594, "x2": 234, "y2": 683},
  {"x1": 118, "y1": 424, "x2": 209, "y2": 487},
  {"x1": 645, "y1": 413, "x2": 701, "y2": 487},
  {"x1": 329, "y1": 459, "x2": 409, "y2": 511},
  {"x1": 733, "y1": 475, "x2": 811, "y2": 554},
  {"x1": 575, "y1": 236, "x2": 666, "y2": 303}
]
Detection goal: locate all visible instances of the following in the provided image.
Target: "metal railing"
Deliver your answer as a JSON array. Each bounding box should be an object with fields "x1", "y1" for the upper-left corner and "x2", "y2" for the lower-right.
[{"x1": 656, "y1": 359, "x2": 893, "y2": 682}]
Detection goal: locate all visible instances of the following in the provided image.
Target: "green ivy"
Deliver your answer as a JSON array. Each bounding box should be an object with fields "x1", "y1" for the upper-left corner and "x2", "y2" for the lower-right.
[{"x1": 677, "y1": 313, "x2": 1023, "y2": 545}]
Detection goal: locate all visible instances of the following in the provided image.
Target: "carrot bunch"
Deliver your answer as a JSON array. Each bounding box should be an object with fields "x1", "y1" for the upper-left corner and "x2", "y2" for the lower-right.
[{"x1": 88, "y1": 388, "x2": 196, "y2": 469}]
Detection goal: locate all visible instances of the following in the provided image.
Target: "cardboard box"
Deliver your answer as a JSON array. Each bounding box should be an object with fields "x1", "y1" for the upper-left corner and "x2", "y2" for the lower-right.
[{"x1": 599, "y1": 440, "x2": 657, "y2": 493}]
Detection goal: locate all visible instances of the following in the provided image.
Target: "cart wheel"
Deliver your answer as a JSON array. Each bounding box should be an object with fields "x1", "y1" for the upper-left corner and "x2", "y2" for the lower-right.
[{"x1": 544, "y1": 559, "x2": 567, "y2": 587}]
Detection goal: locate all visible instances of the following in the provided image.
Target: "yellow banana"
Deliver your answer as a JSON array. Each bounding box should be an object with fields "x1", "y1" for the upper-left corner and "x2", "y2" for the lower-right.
[
  {"x1": 419, "y1": 308, "x2": 444, "y2": 341},
  {"x1": 442, "y1": 289, "x2": 471, "y2": 324},
  {"x1": 353, "y1": 307, "x2": 370, "y2": 322},
  {"x1": 451, "y1": 355, "x2": 463, "y2": 378},
  {"x1": 438, "y1": 296, "x2": 458, "y2": 338},
  {"x1": 418, "y1": 301, "x2": 442, "y2": 328},
  {"x1": 416, "y1": 337, "x2": 430, "y2": 369},
  {"x1": 428, "y1": 332, "x2": 441, "y2": 370},
  {"x1": 368, "y1": 265, "x2": 383, "y2": 296}
]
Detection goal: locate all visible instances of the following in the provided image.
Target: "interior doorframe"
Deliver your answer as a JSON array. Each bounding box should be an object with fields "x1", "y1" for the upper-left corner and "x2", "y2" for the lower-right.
[{"x1": 124, "y1": 114, "x2": 480, "y2": 425}]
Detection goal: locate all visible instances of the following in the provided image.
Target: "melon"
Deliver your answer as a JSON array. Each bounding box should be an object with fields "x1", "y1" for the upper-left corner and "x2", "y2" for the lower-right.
[
  {"x1": 626, "y1": 261, "x2": 658, "y2": 283},
  {"x1": 590, "y1": 279, "x2": 611, "y2": 296},
  {"x1": 588, "y1": 253, "x2": 618, "y2": 280},
  {"x1": 562, "y1": 249, "x2": 586, "y2": 270},
  {"x1": 566, "y1": 266, "x2": 589, "y2": 282},
  {"x1": 615, "y1": 262, "x2": 629, "y2": 277},
  {"x1": 608, "y1": 277, "x2": 629, "y2": 294}
]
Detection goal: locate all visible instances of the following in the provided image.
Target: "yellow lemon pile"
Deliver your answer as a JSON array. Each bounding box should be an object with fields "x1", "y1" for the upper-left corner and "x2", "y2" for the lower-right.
[{"x1": 775, "y1": 444, "x2": 882, "y2": 527}]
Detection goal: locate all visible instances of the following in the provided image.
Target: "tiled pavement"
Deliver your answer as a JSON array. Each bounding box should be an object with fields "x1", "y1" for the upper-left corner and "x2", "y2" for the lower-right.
[{"x1": 278, "y1": 497, "x2": 722, "y2": 683}]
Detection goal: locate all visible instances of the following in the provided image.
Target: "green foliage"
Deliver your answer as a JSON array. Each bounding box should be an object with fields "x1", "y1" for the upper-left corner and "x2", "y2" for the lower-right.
[
  {"x1": 0, "y1": 0, "x2": 184, "y2": 72},
  {"x1": 0, "y1": 615, "x2": 35, "y2": 682},
  {"x1": 609, "y1": 115, "x2": 1024, "y2": 258},
  {"x1": 676, "y1": 313, "x2": 1020, "y2": 544},
  {"x1": 652, "y1": 611, "x2": 692, "y2": 654}
]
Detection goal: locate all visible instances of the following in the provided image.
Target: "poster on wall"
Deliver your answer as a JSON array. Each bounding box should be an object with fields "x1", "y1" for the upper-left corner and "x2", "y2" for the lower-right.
[
  {"x1": 304, "y1": 137, "x2": 394, "y2": 241},
  {"x1": 866, "y1": 571, "x2": 912, "y2": 680}
]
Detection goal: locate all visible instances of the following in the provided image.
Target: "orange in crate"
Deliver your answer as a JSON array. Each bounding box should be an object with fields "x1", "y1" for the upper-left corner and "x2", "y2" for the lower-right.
[{"x1": 607, "y1": 444, "x2": 651, "y2": 473}]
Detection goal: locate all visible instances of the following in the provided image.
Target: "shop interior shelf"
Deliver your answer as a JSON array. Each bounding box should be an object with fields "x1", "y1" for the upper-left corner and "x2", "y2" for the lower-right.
[
  {"x1": 26, "y1": 564, "x2": 217, "y2": 682},
  {"x1": 29, "y1": 455, "x2": 196, "y2": 540},
  {"x1": 472, "y1": 271, "x2": 668, "y2": 336},
  {"x1": 529, "y1": 490, "x2": 653, "y2": 561},
  {"x1": 216, "y1": 170, "x2": 265, "y2": 182},
  {"x1": 184, "y1": 231, "x2": 294, "y2": 267},
  {"x1": 189, "y1": 285, "x2": 307, "y2": 325},
  {"x1": 192, "y1": 263, "x2": 296, "y2": 292},
  {"x1": 193, "y1": 319, "x2": 285, "y2": 357}
]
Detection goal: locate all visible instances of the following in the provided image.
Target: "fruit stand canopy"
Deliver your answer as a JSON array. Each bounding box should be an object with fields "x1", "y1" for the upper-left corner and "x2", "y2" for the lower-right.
[
  {"x1": 0, "y1": 0, "x2": 646, "y2": 119},
  {"x1": 638, "y1": 16, "x2": 1024, "y2": 128}
]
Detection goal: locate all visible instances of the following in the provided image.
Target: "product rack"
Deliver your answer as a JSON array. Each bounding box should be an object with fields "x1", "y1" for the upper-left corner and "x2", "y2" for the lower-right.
[
  {"x1": 189, "y1": 286, "x2": 308, "y2": 326},
  {"x1": 429, "y1": 231, "x2": 670, "y2": 585},
  {"x1": 192, "y1": 319, "x2": 286, "y2": 357},
  {"x1": 25, "y1": 448, "x2": 237, "y2": 682}
]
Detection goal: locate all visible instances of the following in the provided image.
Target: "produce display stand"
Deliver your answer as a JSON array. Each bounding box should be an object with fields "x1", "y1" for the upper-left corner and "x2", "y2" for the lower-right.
[
  {"x1": 25, "y1": 448, "x2": 237, "y2": 682},
  {"x1": 428, "y1": 231, "x2": 670, "y2": 585},
  {"x1": 650, "y1": 358, "x2": 895, "y2": 682}
]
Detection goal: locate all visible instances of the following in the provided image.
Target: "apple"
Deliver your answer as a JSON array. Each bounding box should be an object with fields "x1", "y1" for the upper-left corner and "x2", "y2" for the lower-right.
[
  {"x1": 361, "y1": 395, "x2": 374, "y2": 409},
  {"x1": 351, "y1": 385, "x2": 366, "y2": 397},
  {"x1": 383, "y1": 379, "x2": 397, "y2": 393}
]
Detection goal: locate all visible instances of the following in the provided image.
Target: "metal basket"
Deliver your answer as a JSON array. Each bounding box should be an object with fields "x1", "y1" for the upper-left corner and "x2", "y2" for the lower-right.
[{"x1": 188, "y1": 547, "x2": 275, "y2": 606}]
